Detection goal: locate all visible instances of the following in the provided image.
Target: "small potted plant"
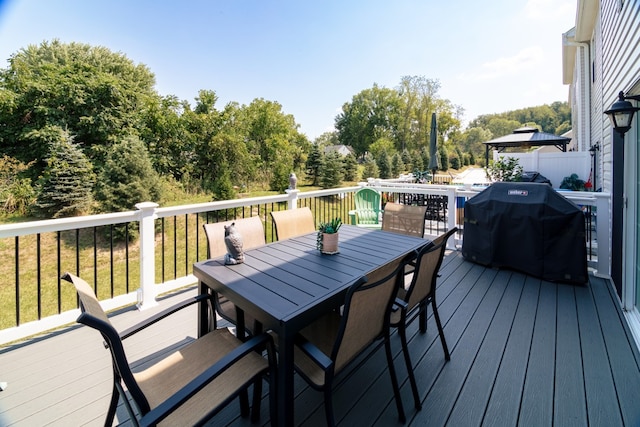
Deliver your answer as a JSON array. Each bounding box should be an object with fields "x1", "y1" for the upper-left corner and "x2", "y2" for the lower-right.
[{"x1": 317, "y1": 217, "x2": 342, "y2": 254}]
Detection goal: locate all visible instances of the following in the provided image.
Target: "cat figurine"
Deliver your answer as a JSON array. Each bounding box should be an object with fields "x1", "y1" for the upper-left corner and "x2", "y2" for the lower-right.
[{"x1": 224, "y1": 222, "x2": 244, "y2": 265}]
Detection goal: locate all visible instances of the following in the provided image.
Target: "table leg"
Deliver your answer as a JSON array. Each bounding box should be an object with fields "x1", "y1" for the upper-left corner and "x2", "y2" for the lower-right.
[
  {"x1": 277, "y1": 326, "x2": 296, "y2": 427},
  {"x1": 197, "y1": 280, "x2": 210, "y2": 338}
]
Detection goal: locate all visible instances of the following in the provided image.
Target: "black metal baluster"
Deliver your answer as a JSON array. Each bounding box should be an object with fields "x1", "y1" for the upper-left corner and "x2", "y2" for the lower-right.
[
  {"x1": 57, "y1": 231, "x2": 61, "y2": 313},
  {"x1": 125, "y1": 224, "x2": 129, "y2": 292},
  {"x1": 15, "y1": 236, "x2": 20, "y2": 326},
  {"x1": 37, "y1": 233, "x2": 42, "y2": 320}
]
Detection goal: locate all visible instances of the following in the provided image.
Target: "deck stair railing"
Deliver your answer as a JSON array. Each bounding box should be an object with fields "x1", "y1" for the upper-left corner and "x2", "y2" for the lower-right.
[{"x1": 0, "y1": 182, "x2": 610, "y2": 345}]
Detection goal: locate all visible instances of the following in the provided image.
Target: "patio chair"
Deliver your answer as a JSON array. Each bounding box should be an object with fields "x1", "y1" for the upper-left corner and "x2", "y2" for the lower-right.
[
  {"x1": 270, "y1": 206, "x2": 316, "y2": 240},
  {"x1": 203, "y1": 216, "x2": 266, "y2": 333},
  {"x1": 391, "y1": 227, "x2": 457, "y2": 410},
  {"x1": 382, "y1": 202, "x2": 428, "y2": 278},
  {"x1": 291, "y1": 260, "x2": 414, "y2": 426},
  {"x1": 63, "y1": 272, "x2": 277, "y2": 427},
  {"x1": 348, "y1": 188, "x2": 382, "y2": 228},
  {"x1": 381, "y1": 202, "x2": 427, "y2": 238}
]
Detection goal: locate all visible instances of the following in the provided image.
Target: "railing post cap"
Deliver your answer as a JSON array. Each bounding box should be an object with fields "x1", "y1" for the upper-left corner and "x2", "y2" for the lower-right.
[
  {"x1": 135, "y1": 202, "x2": 159, "y2": 210},
  {"x1": 285, "y1": 189, "x2": 300, "y2": 195}
]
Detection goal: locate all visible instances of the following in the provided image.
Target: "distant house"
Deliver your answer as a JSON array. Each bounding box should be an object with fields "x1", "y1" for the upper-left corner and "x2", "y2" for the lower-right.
[
  {"x1": 562, "y1": 0, "x2": 640, "y2": 344},
  {"x1": 324, "y1": 145, "x2": 354, "y2": 157}
]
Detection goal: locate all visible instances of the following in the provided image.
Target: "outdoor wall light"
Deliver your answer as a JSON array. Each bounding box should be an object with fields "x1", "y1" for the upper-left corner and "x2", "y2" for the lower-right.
[{"x1": 604, "y1": 91, "x2": 640, "y2": 136}]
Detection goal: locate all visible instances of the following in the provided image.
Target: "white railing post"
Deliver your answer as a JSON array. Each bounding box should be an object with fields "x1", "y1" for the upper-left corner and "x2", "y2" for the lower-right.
[
  {"x1": 136, "y1": 202, "x2": 159, "y2": 310},
  {"x1": 594, "y1": 193, "x2": 611, "y2": 278},
  {"x1": 447, "y1": 188, "x2": 458, "y2": 249},
  {"x1": 285, "y1": 189, "x2": 300, "y2": 209}
]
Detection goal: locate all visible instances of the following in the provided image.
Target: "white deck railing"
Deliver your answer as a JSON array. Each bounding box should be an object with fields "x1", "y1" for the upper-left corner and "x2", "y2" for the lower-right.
[{"x1": 0, "y1": 183, "x2": 611, "y2": 345}]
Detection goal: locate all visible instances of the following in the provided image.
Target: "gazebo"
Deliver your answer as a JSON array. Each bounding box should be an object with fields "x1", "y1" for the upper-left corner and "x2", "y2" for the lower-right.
[{"x1": 484, "y1": 126, "x2": 571, "y2": 165}]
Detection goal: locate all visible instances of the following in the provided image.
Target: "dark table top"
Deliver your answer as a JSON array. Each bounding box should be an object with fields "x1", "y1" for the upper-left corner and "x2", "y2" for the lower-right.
[{"x1": 193, "y1": 225, "x2": 429, "y2": 332}]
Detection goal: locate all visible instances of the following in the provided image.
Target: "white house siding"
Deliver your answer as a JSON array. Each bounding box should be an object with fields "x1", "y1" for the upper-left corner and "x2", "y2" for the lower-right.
[
  {"x1": 567, "y1": 0, "x2": 640, "y2": 347},
  {"x1": 600, "y1": 0, "x2": 640, "y2": 345},
  {"x1": 591, "y1": 19, "x2": 605, "y2": 192}
]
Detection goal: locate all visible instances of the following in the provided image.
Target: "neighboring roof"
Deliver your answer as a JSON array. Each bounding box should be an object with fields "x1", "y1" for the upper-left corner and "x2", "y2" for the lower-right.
[
  {"x1": 483, "y1": 126, "x2": 571, "y2": 151},
  {"x1": 324, "y1": 145, "x2": 354, "y2": 156}
]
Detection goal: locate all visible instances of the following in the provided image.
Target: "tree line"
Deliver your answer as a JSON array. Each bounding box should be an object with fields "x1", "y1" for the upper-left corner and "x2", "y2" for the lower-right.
[{"x1": 0, "y1": 40, "x2": 570, "y2": 220}]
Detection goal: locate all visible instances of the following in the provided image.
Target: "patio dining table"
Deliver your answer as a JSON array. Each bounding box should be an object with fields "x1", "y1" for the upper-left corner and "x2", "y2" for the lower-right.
[{"x1": 193, "y1": 224, "x2": 430, "y2": 426}]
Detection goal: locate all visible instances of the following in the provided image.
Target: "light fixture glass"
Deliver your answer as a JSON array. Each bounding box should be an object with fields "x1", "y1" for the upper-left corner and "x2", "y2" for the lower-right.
[{"x1": 604, "y1": 91, "x2": 640, "y2": 136}]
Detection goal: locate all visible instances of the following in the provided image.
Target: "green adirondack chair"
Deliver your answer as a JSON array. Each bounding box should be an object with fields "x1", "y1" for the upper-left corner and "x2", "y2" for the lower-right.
[{"x1": 349, "y1": 188, "x2": 383, "y2": 228}]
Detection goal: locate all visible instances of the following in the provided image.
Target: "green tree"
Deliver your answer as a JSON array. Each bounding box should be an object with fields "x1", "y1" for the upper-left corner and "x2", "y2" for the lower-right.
[
  {"x1": 401, "y1": 149, "x2": 412, "y2": 172},
  {"x1": 335, "y1": 84, "x2": 402, "y2": 158},
  {"x1": 369, "y1": 137, "x2": 396, "y2": 160},
  {"x1": 142, "y1": 94, "x2": 195, "y2": 183},
  {"x1": 0, "y1": 40, "x2": 158, "y2": 173},
  {"x1": 314, "y1": 131, "x2": 339, "y2": 149},
  {"x1": 95, "y1": 136, "x2": 162, "y2": 214},
  {"x1": 377, "y1": 151, "x2": 392, "y2": 179},
  {"x1": 342, "y1": 153, "x2": 358, "y2": 182},
  {"x1": 449, "y1": 155, "x2": 460, "y2": 170},
  {"x1": 319, "y1": 152, "x2": 343, "y2": 189},
  {"x1": 211, "y1": 163, "x2": 236, "y2": 201},
  {"x1": 391, "y1": 152, "x2": 403, "y2": 177},
  {"x1": 420, "y1": 147, "x2": 430, "y2": 172},
  {"x1": 241, "y1": 98, "x2": 308, "y2": 190},
  {"x1": 459, "y1": 126, "x2": 493, "y2": 159},
  {"x1": 439, "y1": 149, "x2": 448, "y2": 171},
  {"x1": 270, "y1": 161, "x2": 291, "y2": 193},
  {"x1": 33, "y1": 127, "x2": 95, "y2": 218},
  {"x1": 305, "y1": 144, "x2": 324, "y2": 186},
  {"x1": 362, "y1": 156, "x2": 379, "y2": 180},
  {"x1": 396, "y1": 76, "x2": 440, "y2": 152},
  {"x1": 412, "y1": 151, "x2": 424, "y2": 172}
]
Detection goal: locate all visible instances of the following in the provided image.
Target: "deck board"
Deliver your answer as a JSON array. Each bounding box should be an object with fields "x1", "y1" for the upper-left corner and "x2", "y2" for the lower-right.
[
  {"x1": 554, "y1": 284, "x2": 587, "y2": 426},
  {"x1": 575, "y1": 278, "x2": 623, "y2": 426},
  {"x1": 519, "y1": 279, "x2": 556, "y2": 426},
  {"x1": 482, "y1": 276, "x2": 540, "y2": 427},
  {"x1": 1, "y1": 251, "x2": 640, "y2": 427}
]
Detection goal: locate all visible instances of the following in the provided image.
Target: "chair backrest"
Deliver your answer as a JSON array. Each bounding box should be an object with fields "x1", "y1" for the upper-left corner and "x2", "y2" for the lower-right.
[
  {"x1": 270, "y1": 206, "x2": 315, "y2": 240},
  {"x1": 203, "y1": 216, "x2": 266, "y2": 258},
  {"x1": 332, "y1": 259, "x2": 403, "y2": 372},
  {"x1": 404, "y1": 227, "x2": 457, "y2": 311},
  {"x1": 381, "y1": 202, "x2": 427, "y2": 238},
  {"x1": 62, "y1": 273, "x2": 149, "y2": 413},
  {"x1": 354, "y1": 188, "x2": 382, "y2": 225}
]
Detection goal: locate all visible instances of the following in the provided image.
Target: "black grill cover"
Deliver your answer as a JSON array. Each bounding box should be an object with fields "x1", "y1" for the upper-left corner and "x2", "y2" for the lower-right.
[{"x1": 462, "y1": 182, "x2": 588, "y2": 283}]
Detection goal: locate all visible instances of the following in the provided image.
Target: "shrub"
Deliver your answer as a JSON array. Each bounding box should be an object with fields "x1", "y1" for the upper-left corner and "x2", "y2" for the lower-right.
[{"x1": 486, "y1": 156, "x2": 523, "y2": 182}]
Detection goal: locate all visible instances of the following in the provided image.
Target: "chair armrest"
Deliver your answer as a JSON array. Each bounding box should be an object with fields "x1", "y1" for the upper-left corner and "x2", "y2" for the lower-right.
[
  {"x1": 391, "y1": 297, "x2": 408, "y2": 313},
  {"x1": 120, "y1": 294, "x2": 214, "y2": 340},
  {"x1": 348, "y1": 210, "x2": 357, "y2": 225},
  {"x1": 139, "y1": 332, "x2": 274, "y2": 427},
  {"x1": 294, "y1": 333, "x2": 333, "y2": 371}
]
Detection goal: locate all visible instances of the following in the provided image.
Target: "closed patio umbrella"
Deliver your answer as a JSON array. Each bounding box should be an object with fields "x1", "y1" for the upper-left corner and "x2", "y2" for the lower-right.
[{"x1": 428, "y1": 112, "x2": 440, "y2": 179}]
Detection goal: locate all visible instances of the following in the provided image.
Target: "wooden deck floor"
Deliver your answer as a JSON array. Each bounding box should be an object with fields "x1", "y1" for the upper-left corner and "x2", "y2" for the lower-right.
[{"x1": 1, "y1": 250, "x2": 640, "y2": 426}]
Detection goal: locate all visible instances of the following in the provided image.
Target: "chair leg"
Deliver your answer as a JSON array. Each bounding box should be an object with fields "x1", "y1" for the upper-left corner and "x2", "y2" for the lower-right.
[
  {"x1": 431, "y1": 298, "x2": 450, "y2": 361},
  {"x1": 250, "y1": 378, "x2": 262, "y2": 423},
  {"x1": 239, "y1": 388, "x2": 250, "y2": 417},
  {"x1": 324, "y1": 387, "x2": 336, "y2": 427},
  {"x1": 398, "y1": 323, "x2": 422, "y2": 411},
  {"x1": 104, "y1": 383, "x2": 119, "y2": 427},
  {"x1": 384, "y1": 336, "x2": 406, "y2": 423},
  {"x1": 419, "y1": 301, "x2": 428, "y2": 333}
]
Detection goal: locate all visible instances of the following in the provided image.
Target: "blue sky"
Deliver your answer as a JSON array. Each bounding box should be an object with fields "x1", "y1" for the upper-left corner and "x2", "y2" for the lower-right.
[{"x1": 0, "y1": 0, "x2": 576, "y2": 140}]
